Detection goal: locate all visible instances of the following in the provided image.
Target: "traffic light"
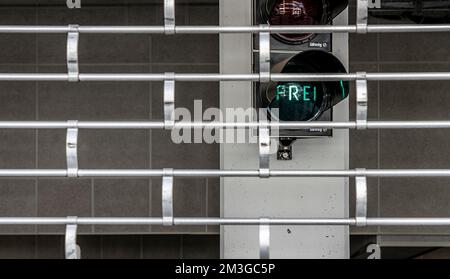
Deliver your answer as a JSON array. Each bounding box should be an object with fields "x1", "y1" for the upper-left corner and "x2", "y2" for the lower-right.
[
  {"x1": 266, "y1": 50, "x2": 349, "y2": 122},
  {"x1": 259, "y1": 0, "x2": 349, "y2": 44},
  {"x1": 253, "y1": 0, "x2": 349, "y2": 159}
]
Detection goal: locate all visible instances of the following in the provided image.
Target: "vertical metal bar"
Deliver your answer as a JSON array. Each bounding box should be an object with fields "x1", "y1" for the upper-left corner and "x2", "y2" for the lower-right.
[
  {"x1": 65, "y1": 216, "x2": 81, "y2": 259},
  {"x1": 357, "y1": 0, "x2": 369, "y2": 34},
  {"x1": 259, "y1": 218, "x2": 270, "y2": 259},
  {"x1": 162, "y1": 168, "x2": 174, "y2": 226},
  {"x1": 66, "y1": 120, "x2": 79, "y2": 178},
  {"x1": 67, "y1": 24, "x2": 80, "y2": 82},
  {"x1": 356, "y1": 72, "x2": 368, "y2": 130},
  {"x1": 164, "y1": 0, "x2": 176, "y2": 35},
  {"x1": 259, "y1": 123, "x2": 270, "y2": 178},
  {"x1": 164, "y1": 72, "x2": 175, "y2": 130},
  {"x1": 355, "y1": 169, "x2": 368, "y2": 227},
  {"x1": 259, "y1": 25, "x2": 271, "y2": 83}
]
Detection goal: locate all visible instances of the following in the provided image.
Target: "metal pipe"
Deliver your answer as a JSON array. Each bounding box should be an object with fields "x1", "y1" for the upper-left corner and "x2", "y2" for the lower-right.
[
  {"x1": 2, "y1": 121, "x2": 450, "y2": 130},
  {"x1": 1, "y1": 217, "x2": 450, "y2": 226},
  {"x1": 0, "y1": 169, "x2": 450, "y2": 178},
  {"x1": 1, "y1": 72, "x2": 450, "y2": 82},
  {"x1": 1, "y1": 24, "x2": 450, "y2": 34}
]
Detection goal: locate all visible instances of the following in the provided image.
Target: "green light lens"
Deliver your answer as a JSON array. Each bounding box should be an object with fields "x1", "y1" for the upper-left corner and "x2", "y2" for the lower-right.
[{"x1": 268, "y1": 82, "x2": 324, "y2": 121}]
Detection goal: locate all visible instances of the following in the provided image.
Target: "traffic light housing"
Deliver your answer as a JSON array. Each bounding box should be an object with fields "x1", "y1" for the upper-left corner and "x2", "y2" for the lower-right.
[
  {"x1": 253, "y1": 0, "x2": 349, "y2": 158},
  {"x1": 259, "y1": 0, "x2": 349, "y2": 45}
]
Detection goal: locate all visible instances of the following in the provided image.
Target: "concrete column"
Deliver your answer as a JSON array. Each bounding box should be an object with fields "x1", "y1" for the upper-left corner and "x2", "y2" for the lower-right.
[{"x1": 220, "y1": 0, "x2": 350, "y2": 259}]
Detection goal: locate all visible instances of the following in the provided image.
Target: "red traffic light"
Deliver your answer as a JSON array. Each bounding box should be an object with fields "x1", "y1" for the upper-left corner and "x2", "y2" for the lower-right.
[{"x1": 260, "y1": 0, "x2": 349, "y2": 44}]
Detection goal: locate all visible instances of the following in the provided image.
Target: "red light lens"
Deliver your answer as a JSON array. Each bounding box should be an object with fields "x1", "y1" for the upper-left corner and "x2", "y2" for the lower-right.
[{"x1": 268, "y1": 0, "x2": 324, "y2": 43}]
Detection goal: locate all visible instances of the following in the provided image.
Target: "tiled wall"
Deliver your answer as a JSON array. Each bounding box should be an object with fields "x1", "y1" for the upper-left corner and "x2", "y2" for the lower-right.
[
  {"x1": 1, "y1": 0, "x2": 450, "y2": 258},
  {"x1": 0, "y1": 235, "x2": 219, "y2": 259},
  {"x1": 0, "y1": 0, "x2": 220, "y2": 258},
  {"x1": 348, "y1": 0, "x2": 450, "y2": 235}
]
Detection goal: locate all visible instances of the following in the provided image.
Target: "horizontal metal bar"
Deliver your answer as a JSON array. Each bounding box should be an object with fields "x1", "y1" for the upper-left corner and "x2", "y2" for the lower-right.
[
  {"x1": 1, "y1": 72, "x2": 450, "y2": 82},
  {"x1": 1, "y1": 121, "x2": 450, "y2": 129},
  {"x1": 1, "y1": 217, "x2": 450, "y2": 226},
  {"x1": 0, "y1": 169, "x2": 450, "y2": 178},
  {"x1": 1, "y1": 24, "x2": 450, "y2": 34}
]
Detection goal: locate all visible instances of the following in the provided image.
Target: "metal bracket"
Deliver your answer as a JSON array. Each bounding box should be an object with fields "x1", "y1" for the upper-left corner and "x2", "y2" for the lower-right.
[
  {"x1": 67, "y1": 24, "x2": 80, "y2": 82},
  {"x1": 164, "y1": 72, "x2": 175, "y2": 130},
  {"x1": 66, "y1": 120, "x2": 79, "y2": 178},
  {"x1": 162, "y1": 168, "x2": 174, "y2": 226},
  {"x1": 65, "y1": 216, "x2": 81, "y2": 259},
  {"x1": 356, "y1": 0, "x2": 369, "y2": 34},
  {"x1": 164, "y1": 0, "x2": 176, "y2": 35},
  {"x1": 259, "y1": 121, "x2": 270, "y2": 178},
  {"x1": 367, "y1": 243, "x2": 381, "y2": 259},
  {"x1": 356, "y1": 72, "x2": 368, "y2": 130},
  {"x1": 259, "y1": 218, "x2": 270, "y2": 259},
  {"x1": 355, "y1": 168, "x2": 368, "y2": 227},
  {"x1": 259, "y1": 25, "x2": 271, "y2": 83}
]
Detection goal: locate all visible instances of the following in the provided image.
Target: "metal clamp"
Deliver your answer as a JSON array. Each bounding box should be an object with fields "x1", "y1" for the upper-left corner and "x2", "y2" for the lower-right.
[
  {"x1": 259, "y1": 25, "x2": 271, "y2": 83},
  {"x1": 66, "y1": 120, "x2": 79, "y2": 178},
  {"x1": 65, "y1": 216, "x2": 81, "y2": 259},
  {"x1": 164, "y1": 72, "x2": 175, "y2": 130},
  {"x1": 67, "y1": 24, "x2": 80, "y2": 82},
  {"x1": 259, "y1": 218, "x2": 270, "y2": 259},
  {"x1": 356, "y1": 72, "x2": 368, "y2": 130},
  {"x1": 162, "y1": 168, "x2": 174, "y2": 226},
  {"x1": 259, "y1": 121, "x2": 270, "y2": 178},
  {"x1": 164, "y1": 0, "x2": 176, "y2": 35},
  {"x1": 355, "y1": 168, "x2": 368, "y2": 227},
  {"x1": 356, "y1": 0, "x2": 369, "y2": 34}
]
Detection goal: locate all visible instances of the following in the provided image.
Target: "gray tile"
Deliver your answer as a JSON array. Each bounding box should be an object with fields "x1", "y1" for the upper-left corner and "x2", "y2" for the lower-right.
[
  {"x1": 79, "y1": 130, "x2": 150, "y2": 169},
  {"x1": 379, "y1": 32, "x2": 450, "y2": 62},
  {"x1": 379, "y1": 63, "x2": 450, "y2": 121},
  {"x1": 348, "y1": 8, "x2": 378, "y2": 63},
  {"x1": 182, "y1": 235, "x2": 219, "y2": 259},
  {"x1": 38, "y1": 128, "x2": 151, "y2": 170},
  {"x1": 93, "y1": 179, "x2": 150, "y2": 233},
  {"x1": 143, "y1": 235, "x2": 181, "y2": 259},
  {"x1": 152, "y1": 178, "x2": 207, "y2": 233},
  {"x1": 37, "y1": 7, "x2": 138, "y2": 65},
  {"x1": 0, "y1": 80, "x2": 36, "y2": 120},
  {"x1": 37, "y1": 6, "x2": 126, "y2": 25},
  {"x1": 0, "y1": 179, "x2": 36, "y2": 234},
  {"x1": 185, "y1": 2, "x2": 219, "y2": 25},
  {"x1": 101, "y1": 235, "x2": 142, "y2": 259},
  {"x1": 207, "y1": 178, "x2": 220, "y2": 233},
  {"x1": 0, "y1": 130, "x2": 36, "y2": 169},
  {"x1": 0, "y1": 8, "x2": 36, "y2": 64},
  {"x1": 36, "y1": 235, "x2": 64, "y2": 259},
  {"x1": 380, "y1": 129, "x2": 450, "y2": 169},
  {"x1": 151, "y1": 34, "x2": 218, "y2": 63},
  {"x1": 37, "y1": 179, "x2": 92, "y2": 233},
  {"x1": 0, "y1": 236, "x2": 35, "y2": 259},
  {"x1": 380, "y1": 178, "x2": 450, "y2": 234},
  {"x1": 38, "y1": 65, "x2": 150, "y2": 120},
  {"x1": 37, "y1": 129, "x2": 65, "y2": 169},
  {"x1": 77, "y1": 235, "x2": 102, "y2": 259}
]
